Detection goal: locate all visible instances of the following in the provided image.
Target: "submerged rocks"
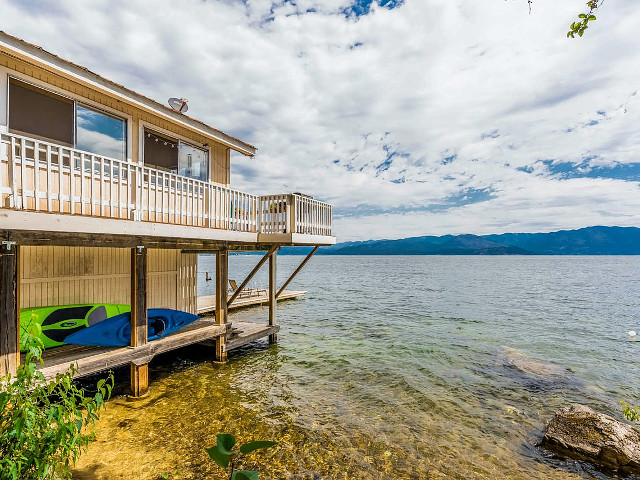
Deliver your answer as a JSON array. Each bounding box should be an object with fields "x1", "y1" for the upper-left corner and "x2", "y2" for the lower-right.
[
  {"x1": 497, "y1": 346, "x2": 573, "y2": 383},
  {"x1": 542, "y1": 404, "x2": 640, "y2": 474}
]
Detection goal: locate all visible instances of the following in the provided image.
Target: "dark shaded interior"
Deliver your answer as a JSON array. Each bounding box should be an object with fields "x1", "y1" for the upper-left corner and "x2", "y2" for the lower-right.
[
  {"x1": 144, "y1": 129, "x2": 178, "y2": 172},
  {"x1": 9, "y1": 78, "x2": 74, "y2": 145}
]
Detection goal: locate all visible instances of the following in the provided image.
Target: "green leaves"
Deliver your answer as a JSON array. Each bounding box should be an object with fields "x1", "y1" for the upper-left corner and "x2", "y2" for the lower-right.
[
  {"x1": 567, "y1": 0, "x2": 601, "y2": 38},
  {"x1": 232, "y1": 471, "x2": 260, "y2": 480},
  {"x1": 0, "y1": 334, "x2": 114, "y2": 479},
  {"x1": 205, "y1": 433, "x2": 238, "y2": 467},
  {"x1": 217, "y1": 433, "x2": 238, "y2": 455},
  {"x1": 621, "y1": 401, "x2": 640, "y2": 423},
  {"x1": 205, "y1": 445, "x2": 232, "y2": 468},
  {"x1": 205, "y1": 434, "x2": 277, "y2": 480},
  {"x1": 239, "y1": 441, "x2": 278, "y2": 454}
]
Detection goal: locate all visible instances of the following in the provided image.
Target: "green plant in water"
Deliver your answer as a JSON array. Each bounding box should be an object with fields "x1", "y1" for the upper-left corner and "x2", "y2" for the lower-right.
[
  {"x1": 621, "y1": 401, "x2": 640, "y2": 423},
  {"x1": 206, "y1": 433, "x2": 277, "y2": 480},
  {"x1": 0, "y1": 323, "x2": 114, "y2": 480}
]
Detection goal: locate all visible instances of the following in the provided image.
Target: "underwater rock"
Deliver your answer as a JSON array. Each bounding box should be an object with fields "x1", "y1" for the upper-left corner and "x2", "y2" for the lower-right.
[
  {"x1": 497, "y1": 346, "x2": 570, "y2": 378},
  {"x1": 542, "y1": 404, "x2": 640, "y2": 474}
]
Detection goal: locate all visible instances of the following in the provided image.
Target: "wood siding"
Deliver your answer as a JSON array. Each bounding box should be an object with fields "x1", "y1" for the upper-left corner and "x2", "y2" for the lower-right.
[
  {"x1": 19, "y1": 246, "x2": 197, "y2": 314},
  {"x1": 0, "y1": 52, "x2": 231, "y2": 185}
]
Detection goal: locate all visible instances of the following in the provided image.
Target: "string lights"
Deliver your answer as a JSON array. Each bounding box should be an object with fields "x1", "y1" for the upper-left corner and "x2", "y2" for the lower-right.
[{"x1": 146, "y1": 130, "x2": 177, "y2": 148}]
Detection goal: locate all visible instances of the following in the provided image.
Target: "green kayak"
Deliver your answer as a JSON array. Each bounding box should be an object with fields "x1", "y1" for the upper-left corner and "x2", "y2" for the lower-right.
[{"x1": 20, "y1": 303, "x2": 131, "y2": 351}]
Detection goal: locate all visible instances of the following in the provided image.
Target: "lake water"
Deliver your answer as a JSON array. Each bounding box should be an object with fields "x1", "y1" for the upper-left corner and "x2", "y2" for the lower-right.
[{"x1": 73, "y1": 256, "x2": 640, "y2": 479}]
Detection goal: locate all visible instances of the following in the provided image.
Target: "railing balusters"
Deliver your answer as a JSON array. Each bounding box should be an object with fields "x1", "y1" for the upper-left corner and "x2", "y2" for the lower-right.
[
  {"x1": 1, "y1": 132, "x2": 331, "y2": 237},
  {"x1": 33, "y1": 142, "x2": 41, "y2": 211},
  {"x1": 20, "y1": 140, "x2": 28, "y2": 210},
  {"x1": 8, "y1": 137, "x2": 17, "y2": 209},
  {"x1": 57, "y1": 146, "x2": 63, "y2": 213},
  {"x1": 99, "y1": 156, "x2": 105, "y2": 217},
  {"x1": 80, "y1": 153, "x2": 86, "y2": 215},
  {"x1": 45, "y1": 144, "x2": 52, "y2": 212},
  {"x1": 69, "y1": 148, "x2": 76, "y2": 214}
]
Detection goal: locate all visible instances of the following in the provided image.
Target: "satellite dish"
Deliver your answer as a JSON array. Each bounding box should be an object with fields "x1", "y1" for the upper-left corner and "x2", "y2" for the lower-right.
[{"x1": 168, "y1": 97, "x2": 189, "y2": 113}]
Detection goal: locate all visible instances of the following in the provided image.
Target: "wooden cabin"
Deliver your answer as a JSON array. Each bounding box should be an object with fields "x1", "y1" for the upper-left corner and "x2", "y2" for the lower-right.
[{"x1": 0, "y1": 31, "x2": 334, "y2": 396}]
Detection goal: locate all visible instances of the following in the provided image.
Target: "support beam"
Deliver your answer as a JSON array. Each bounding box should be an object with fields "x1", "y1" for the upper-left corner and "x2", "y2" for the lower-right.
[
  {"x1": 276, "y1": 246, "x2": 319, "y2": 298},
  {"x1": 0, "y1": 242, "x2": 19, "y2": 377},
  {"x1": 129, "y1": 246, "x2": 148, "y2": 397},
  {"x1": 215, "y1": 249, "x2": 229, "y2": 362},
  {"x1": 227, "y1": 245, "x2": 278, "y2": 306},
  {"x1": 130, "y1": 363, "x2": 149, "y2": 398},
  {"x1": 268, "y1": 248, "x2": 277, "y2": 344}
]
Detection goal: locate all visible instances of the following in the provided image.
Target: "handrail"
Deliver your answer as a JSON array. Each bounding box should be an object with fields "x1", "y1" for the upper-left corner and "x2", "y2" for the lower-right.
[{"x1": 0, "y1": 132, "x2": 331, "y2": 236}]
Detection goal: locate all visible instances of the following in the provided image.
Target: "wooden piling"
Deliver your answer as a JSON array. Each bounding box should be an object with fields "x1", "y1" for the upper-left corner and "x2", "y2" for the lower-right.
[
  {"x1": 0, "y1": 243, "x2": 19, "y2": 377},
  {"x1": 268, "y1": 248, "x2": 278, "y2": 344},
  {"x1": 130, "y1": 363, "x2": 149, "y2": 398},
  {"x1": 215, "y1": 249, "x2": 229, "y2": 362},
  {"x1": 129, "y1": 246, "x2": 148, "y2": 397}
]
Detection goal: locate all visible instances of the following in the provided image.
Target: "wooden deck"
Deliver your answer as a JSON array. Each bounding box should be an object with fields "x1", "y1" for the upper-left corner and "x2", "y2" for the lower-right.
[
  {"x1": 24, "y1": 319, "x2": 278, "y2": 381},
  {"x1": 197, "y1": 289, "x2": 306, "y2": 314}
]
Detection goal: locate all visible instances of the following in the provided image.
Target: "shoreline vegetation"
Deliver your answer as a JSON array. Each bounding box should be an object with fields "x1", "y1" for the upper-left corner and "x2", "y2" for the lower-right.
[{"x1": 271, "y1": 226, "x2": 640, "y2": 256}]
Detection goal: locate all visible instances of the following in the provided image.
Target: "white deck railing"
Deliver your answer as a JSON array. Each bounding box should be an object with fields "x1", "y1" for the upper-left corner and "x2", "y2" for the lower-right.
[{"x1": 0, "y1": 132, "x2": 332, "y2": 237}]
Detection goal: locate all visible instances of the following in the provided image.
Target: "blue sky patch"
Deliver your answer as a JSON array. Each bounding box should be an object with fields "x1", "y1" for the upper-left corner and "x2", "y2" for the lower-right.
[
  {"x1": 518, "y1": 159, "x2": 640, "y2": 181},
  {"x1": 442, "y1": 154, "x2": 457, "y2": 165},
  {"x1": 343, "y1": 0, "x2": 404, "y2": 17}
]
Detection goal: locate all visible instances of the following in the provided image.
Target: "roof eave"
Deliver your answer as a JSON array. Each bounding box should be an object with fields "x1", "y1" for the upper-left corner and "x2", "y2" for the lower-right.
[{"x1": 0, "y1": 31, "x2": 256, "y2": 157}]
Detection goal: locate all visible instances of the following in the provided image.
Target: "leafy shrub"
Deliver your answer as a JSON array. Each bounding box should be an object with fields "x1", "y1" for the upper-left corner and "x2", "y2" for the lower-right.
[
  {"x1": 206, "y1": 433, "x2": 277, "y2": 480},
  {"x1": 621, "y1": 401, "x2": 640, "y2": 423},
  {"x1": 0, "y1": 326, "x2": 114, "y2": 480}
]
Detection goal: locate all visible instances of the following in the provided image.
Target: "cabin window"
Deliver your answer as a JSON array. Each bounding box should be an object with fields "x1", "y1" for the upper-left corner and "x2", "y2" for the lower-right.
[
  {"x1": 144, "y1": 130, "x2": 179, "y2": 173},
  {"x1": 144, "y1": 129, "x2": 209, "y2": 182},
  {"x1": 8, "y1": 78, "x2": 128, "y2": 160},
  {"x1": 76, "y1": 105, "x2": 126, "y2": 160},
  {"x1": 8, "y1": 78, "x2": 74, "y2": 146},
  {"x1": 179, "y1": 143, "x2": 209, "y2": 182}
]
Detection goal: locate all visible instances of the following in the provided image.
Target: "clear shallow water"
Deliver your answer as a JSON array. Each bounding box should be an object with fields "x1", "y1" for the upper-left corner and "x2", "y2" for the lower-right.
[{"x1": 73, "y1": 256, "x2": 640, "y2": 479}]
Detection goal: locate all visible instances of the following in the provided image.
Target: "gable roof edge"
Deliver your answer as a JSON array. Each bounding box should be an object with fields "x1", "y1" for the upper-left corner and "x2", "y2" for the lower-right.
[{"x1": 0, "y1": 31, "x2": 256, "y2": 157}]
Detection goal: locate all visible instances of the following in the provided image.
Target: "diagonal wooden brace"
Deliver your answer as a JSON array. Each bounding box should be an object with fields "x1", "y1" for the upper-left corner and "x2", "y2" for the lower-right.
[
  {"x1": 227, "y1": 245, "x2": 278, "y2": 306},
  {"x1": 276, "y1": 246, "x2": 319, "y2": 298}
]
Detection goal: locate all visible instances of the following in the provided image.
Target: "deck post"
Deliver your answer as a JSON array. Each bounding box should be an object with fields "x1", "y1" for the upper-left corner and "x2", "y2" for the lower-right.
[
  {"x1": 268, "y1": 247, "x2": 278, "y2": 344},
  {"x1": 129, "y1": 246, "x2": 148, "y2": 397},
  {"x1": 0, "y1": 242, "x2": 19, "y2": 378},
  {"x1": 215, "y1": 248, "x2": 229, "y2": 362}
]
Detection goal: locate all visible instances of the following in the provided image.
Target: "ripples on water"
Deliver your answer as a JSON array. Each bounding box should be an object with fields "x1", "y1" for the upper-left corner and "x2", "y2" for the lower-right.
[{"x1": 73, "y1": 256, "x2": 640, "y2": 479}]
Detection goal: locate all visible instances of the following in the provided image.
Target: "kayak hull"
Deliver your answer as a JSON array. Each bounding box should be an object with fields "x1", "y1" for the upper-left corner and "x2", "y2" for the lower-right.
[
  {"x1": 64, "y1": 309, "x2": 200, "y2": 347},
  {"x1": 19, "y1": 304, "x2": 130, "y2": 351}
]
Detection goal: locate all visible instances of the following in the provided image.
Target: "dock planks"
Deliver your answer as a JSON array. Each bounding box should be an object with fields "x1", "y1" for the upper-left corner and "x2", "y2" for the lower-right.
[
  {"x1": 24, "y1": 319, "x2": 279, "y2": 381},
  {"x1": 197, "y1": 289, "x2": 306, "y2": 314}
]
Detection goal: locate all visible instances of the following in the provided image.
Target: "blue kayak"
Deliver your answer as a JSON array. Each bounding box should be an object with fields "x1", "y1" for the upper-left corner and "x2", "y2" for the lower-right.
[{"x1": 63, "y1": 308, "x2": 199, "y2": 347}]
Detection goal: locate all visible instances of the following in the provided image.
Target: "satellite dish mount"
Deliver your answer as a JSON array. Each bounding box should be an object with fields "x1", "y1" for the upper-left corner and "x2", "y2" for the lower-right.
[{"x1": 168, "y1": 97, "x2": 189, "y2": 113}]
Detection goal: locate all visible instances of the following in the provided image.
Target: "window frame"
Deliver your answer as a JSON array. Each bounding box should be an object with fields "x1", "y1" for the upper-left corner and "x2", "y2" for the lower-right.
[
  {"x1": 3, "y1": 70, "x2": 132, "y2": 161},
  {"x1": 139, "y1": 121, "x2": 212, "y2": 183},
  {"x1": 7, "y1": 76, "x2": 76, "y2": 147},
  {"x1": 75, "y1": 102, "x2": 128, "y2": 161}
]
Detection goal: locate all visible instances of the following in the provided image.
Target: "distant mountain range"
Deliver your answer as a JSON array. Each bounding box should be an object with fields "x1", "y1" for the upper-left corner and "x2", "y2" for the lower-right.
[{"x1": 278, "y1": 226, "x2": 640, "y2": 255}]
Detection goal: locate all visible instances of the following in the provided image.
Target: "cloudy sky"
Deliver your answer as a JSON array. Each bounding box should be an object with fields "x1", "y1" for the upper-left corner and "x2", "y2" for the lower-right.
[{"x1": 2, "y1": 0, "x2": 639, "y2": 240}]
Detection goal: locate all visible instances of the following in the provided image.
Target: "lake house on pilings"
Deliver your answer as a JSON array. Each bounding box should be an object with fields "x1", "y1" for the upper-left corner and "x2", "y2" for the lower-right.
[{"x1": 0, "y1": 31, "x2": 335, "y2": 397}]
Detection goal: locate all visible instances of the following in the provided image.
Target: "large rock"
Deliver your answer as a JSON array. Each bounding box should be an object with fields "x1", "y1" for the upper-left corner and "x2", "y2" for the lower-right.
[
  {"x1": 497, "y1": 346, "x2": 571, "y2": 378},
  {"x1": 542, "y1": 404, "x2": 640, "y2": 474}
]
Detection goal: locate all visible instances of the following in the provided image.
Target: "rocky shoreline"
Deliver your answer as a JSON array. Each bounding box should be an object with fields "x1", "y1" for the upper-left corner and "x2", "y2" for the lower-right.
[{"x1": 542, "y1": 404, "x2": 640, "y2": 475}]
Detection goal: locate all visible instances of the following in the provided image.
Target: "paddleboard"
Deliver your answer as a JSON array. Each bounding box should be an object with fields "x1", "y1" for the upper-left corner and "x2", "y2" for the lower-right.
[
  {"x1": 64, "y1": 309, "x2": 200, "y2": 347},
  {"x1": 20, "y1": 304, "x2": 130, "y2": 351}
]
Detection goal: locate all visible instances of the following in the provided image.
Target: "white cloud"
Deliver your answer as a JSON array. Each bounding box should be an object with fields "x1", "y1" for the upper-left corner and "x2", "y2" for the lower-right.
[{"x1": 1, "y1": 0, "x2": 639, "y2": 240}]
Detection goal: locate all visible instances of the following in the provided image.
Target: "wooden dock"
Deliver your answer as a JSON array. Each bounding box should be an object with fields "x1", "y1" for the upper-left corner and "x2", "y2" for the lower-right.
[
  {"x1": 197, "y1": 289, "x2": 306, "y2": 314},
  {"x1": 25, "y1": 319, "x2": 279, "y2": 382}
]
